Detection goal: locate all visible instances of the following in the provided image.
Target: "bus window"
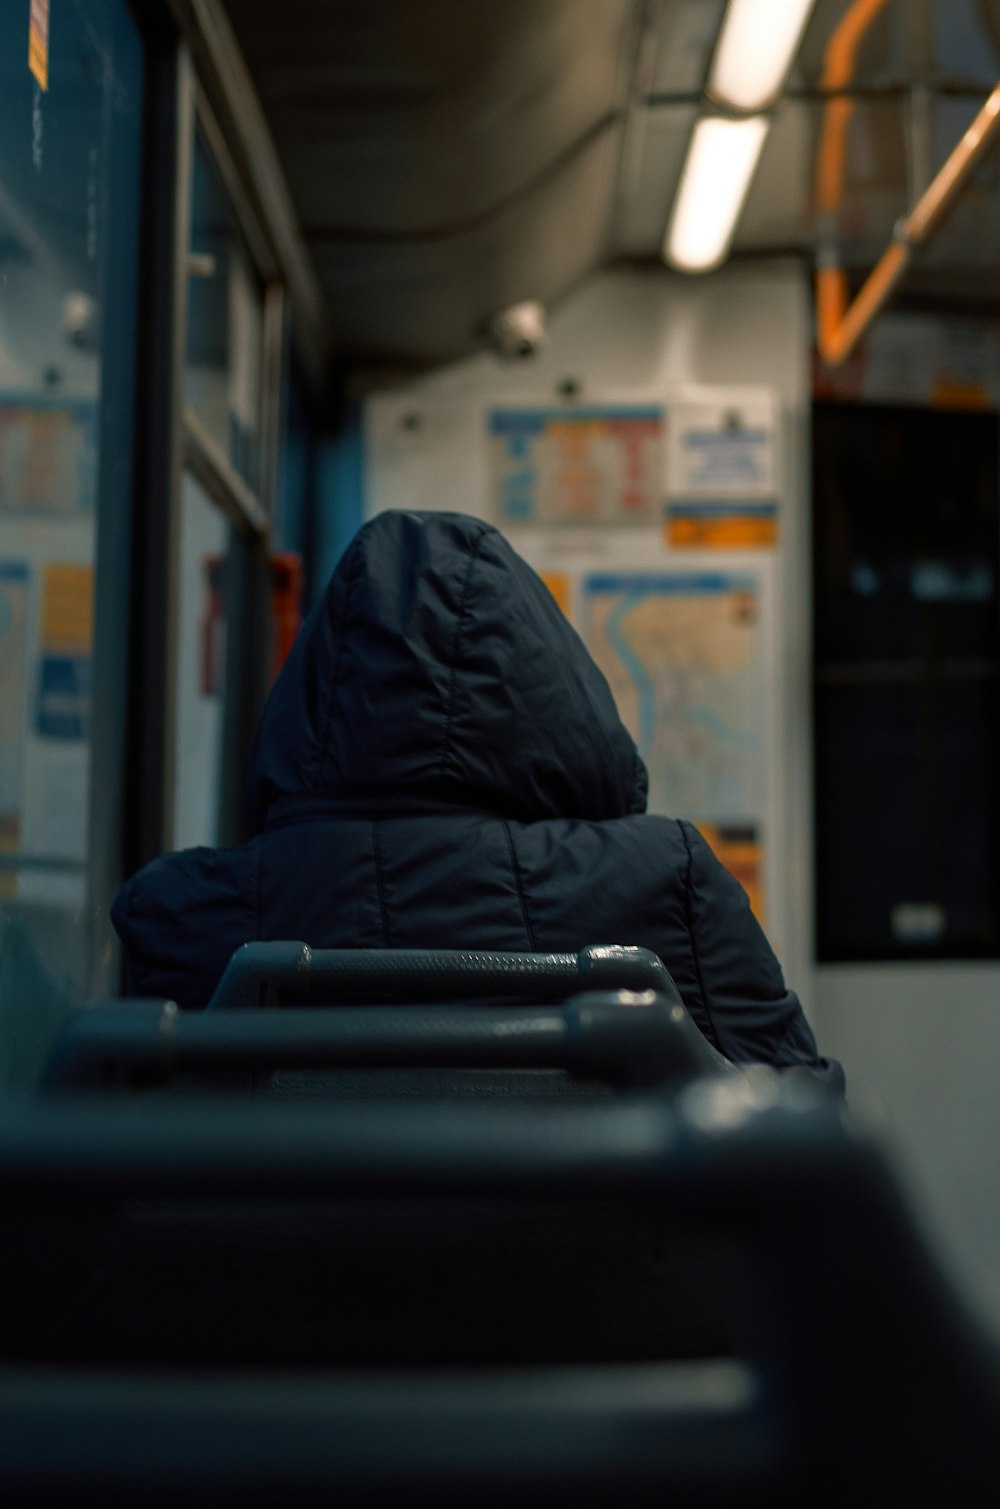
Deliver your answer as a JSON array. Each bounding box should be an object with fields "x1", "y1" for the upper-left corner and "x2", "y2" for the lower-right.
[
  {"x1": 814, "y1": 400, "x2": 1000, "y2": 960},
  {"x1": 0, "y1": 2, "x2": 144, "y2": 1091}
]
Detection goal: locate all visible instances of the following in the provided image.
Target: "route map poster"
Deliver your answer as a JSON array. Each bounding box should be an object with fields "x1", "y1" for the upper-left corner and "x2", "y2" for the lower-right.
[
  {"x1": 488, "y1": 406, "x2": 664, "y2": 525},
  {"x1": 583, "y1": 571, "x2": 767, "y2": 916}
]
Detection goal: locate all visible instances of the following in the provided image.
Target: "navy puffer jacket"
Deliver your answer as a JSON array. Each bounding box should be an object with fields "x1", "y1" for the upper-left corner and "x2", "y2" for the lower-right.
[{"x1": 112, "y1": 509, "x2": 843, "y2": 1091}]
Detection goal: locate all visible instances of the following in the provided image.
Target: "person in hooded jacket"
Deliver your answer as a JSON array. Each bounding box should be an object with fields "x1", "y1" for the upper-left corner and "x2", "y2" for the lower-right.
[{"x1": 112, "y1": 509, "x2": 843, "y2": 1093}]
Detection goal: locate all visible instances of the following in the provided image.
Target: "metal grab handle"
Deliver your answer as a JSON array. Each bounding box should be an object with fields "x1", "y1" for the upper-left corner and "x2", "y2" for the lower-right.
[
  {"x1": 0, "y1": 1082, "x2": 844, "y2": 1198},
  {"x1": 39, "y1": 990, "x2": 724, "y2": 1092},
  {"x1": 205, "y1": 942, "x2": 679, "y2": 1011}
]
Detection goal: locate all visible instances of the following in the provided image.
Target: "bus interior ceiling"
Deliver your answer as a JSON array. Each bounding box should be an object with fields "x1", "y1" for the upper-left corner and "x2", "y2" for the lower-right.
[{"x1": 223, "y1": 0, "x2": 1000, "y2": 372}]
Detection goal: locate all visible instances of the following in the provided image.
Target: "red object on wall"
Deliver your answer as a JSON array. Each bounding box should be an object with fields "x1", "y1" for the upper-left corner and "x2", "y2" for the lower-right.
[
  {"x1": 270, "y1": 553, "x2": 303, "y2": 681},
  {"x1": 199, "y1": 552, "x2": 304, "y2": 696},
  {"x1": 200, "y1": 556, "x2": 226, "y2": 696}
]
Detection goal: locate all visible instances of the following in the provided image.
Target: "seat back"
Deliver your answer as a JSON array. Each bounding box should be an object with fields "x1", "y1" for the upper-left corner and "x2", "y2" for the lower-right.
[
  {"x1": 0, "y1": 1090, "x2": 758, "y2": 1373},
  {"x1": 30, "y1": 994, "x2": 742, "y2": 1365},
  {"x1": 0, "y1": 1359, "x2": 787, "y2": 1507},
  {"x1": 0, "y1": 1082, "x2": 998, "y2": 1502}
]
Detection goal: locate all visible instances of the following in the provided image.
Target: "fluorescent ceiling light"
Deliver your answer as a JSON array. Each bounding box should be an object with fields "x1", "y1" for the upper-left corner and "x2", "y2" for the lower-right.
[
  {"x1": 709, "y1": 0, "x2": 817, "y2": 111},
  {"x1": 663, "y1": 115, "x2": 769, "y2": 272}
]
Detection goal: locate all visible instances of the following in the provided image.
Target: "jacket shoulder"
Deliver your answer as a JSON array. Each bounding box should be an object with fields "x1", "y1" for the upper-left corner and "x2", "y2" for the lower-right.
[
  {"x1": 509, "y1": 811, "x2": 693, "y2": 943},
  {"x1": 511, "y1": 814, "x2": 841, "y2": 1086},
  {"x1": 111, "y1": 843, "x2": 259, "y2": 1008}
]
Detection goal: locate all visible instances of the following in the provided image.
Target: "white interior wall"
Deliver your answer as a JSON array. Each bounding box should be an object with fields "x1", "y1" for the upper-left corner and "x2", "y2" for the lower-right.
[
  {"x1": 817, "y1": 965, "x2": 1000, "y2": 1336},
  {"x1": 363, "y1": 259, "x2": 1000, "y2": 1341},
  {"x1": 365, "y1": 261, "x2": 815, "y2": 999}
]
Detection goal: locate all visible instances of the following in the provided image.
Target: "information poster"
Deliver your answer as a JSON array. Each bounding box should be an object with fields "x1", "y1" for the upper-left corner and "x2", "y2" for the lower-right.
[
  {"x1": 36, "y1": 562, "x2": 93, "y2": 740},
  {"x1": 489, "y1": 406, "x2": 664, "y2": 525},
  {"x1": 10, "y1": 562, "x2": 94, "y2": 886},
  {"x1": 584, "y1": 571, "x2": 766, "y2": 918},
  {"x1": 0, "y1": 399, "x2": 98, "y2": 514},
  {"x1": 0, "y1": 562, "x2": 28, "y2": 894},
  {"x1": 540, "y1": 569, "x2": 571, "y2": 617},
  {"x1": 696, "y1": 821, "x2": 764, "y2": 924},
  {"x1": 665, "y1": 396, "x2": 777, "y2": 548}
]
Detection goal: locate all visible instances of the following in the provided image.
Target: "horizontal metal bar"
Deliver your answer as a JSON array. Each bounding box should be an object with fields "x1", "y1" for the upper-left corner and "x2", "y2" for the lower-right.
[
  {"x1": 0, "y1": 1086, "x2": 851, "y2": 1199},
  {"x1": 182, "y1": 406, "x2": 269, "y2": 534},
  {"x1": 39, "y1": 995, "x2": 727, "y2": 1091},
  {"x1": 207, "y1": 943, "x2": 679, "y2": 1010},
  {"x1": 0, "y1": 856, "x2": 87, "y2": 872},
  {"x1": 643, "y1": 80, "x2": 995, "y2": 110},
  {"x1": 0, "y1": 1359, "x2": 773, "y2": 1503}
]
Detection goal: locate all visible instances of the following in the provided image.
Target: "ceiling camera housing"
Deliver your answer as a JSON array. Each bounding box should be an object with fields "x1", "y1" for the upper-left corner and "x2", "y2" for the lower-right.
[{"x1": 487, "y1": 300, "x2": 547, "y2": 360}]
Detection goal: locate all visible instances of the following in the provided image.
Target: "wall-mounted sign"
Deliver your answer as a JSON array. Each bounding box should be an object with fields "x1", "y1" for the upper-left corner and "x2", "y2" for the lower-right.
[
  {"x1": 666, "y1": 395, "x2": 777, "y2": 548},
  {"x1": 697, "y1": 821, "x2": 765, "y2": 925},
  {"x1": 0, "y1": 561, "x2": 28, "y2": 893},
  {"x1": 489, "y1": 406, "x2": 664, "y2": 525},
  {"x1": 539, "y1": 569, "x2": 571, "y2": 617},
  {"x1": 583, "y1": 569, "x2": 767, "y2": 916},
  {"x1": 36, "y1": 562, "x2": 93, "y2": 739},
  {"x1": 0, "y1": 399, "x2": 98, "y2": 515}
]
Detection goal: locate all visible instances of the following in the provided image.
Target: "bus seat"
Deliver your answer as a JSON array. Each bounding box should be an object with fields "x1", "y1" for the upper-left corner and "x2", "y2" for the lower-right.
[
  {"x1": 4, "y1": 1075, "x2": 751, "y2": 1369},
  {"x1": 0, "y1": 1080, "x2": 996, "y2": 1503}
]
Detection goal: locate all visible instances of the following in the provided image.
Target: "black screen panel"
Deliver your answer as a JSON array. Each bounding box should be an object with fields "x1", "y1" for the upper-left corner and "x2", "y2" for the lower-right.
[{"x1": 813, "y1": 400, "x2": 1000, "y2": 960}]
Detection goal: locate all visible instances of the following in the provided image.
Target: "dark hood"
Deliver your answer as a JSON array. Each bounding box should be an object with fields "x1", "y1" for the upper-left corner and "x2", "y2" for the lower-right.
[{"x1": 247, "y1": 510, "x2": 648, "y2": 831}]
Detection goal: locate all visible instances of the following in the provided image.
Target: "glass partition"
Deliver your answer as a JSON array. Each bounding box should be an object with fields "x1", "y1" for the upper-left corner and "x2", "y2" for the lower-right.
[
  {"x1": 173, "y1": 472, "x2": 232, "y2": 850},
  {"x1": 175, "y1": 109, "x2": 275, "y2": 853},
  {"x1": 185, "y1": 129, "x2": 264, "y2": 492},
  {"x1": 0, "y1": 3, "x2": 144, "y2": 1091}
]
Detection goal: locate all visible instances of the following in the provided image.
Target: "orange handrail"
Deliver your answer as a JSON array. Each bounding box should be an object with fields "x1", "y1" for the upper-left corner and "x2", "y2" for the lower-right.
[
  {"x1": 817, "y1": 83, "x2": 1000, "y2": 366},
  {"x1": 813, "y1": 0, "x2": 890, "y2": 365},
  {"x1": 814, "y1": 0, "x2": 1000, "y2": 366},
  {"x1": 815, "y1": 0, "x2": 891, "y2": 217}
]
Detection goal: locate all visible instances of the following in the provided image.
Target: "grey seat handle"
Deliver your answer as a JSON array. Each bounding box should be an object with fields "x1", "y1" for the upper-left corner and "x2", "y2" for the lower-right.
[
  {"x1": 39, "y1": 989, "x2": 723, "y2": 1091},
  {"x1": 205, "y1": 942, "x2": 679, "y2": 1010}
]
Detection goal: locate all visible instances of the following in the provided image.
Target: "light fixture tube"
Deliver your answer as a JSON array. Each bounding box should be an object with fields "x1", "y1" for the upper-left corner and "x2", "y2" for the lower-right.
[
  {"x1": 663, "y1": 114, "x2": 769, "y2": 272},
  {"x1": 709, "y1": 0, "x2": 817, "y2": 111}
]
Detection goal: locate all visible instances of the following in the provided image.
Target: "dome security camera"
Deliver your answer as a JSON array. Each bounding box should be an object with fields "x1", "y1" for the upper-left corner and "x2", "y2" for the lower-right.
[{"x1": 486, "y1": 300, "x2": 547, "y2": 360}]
